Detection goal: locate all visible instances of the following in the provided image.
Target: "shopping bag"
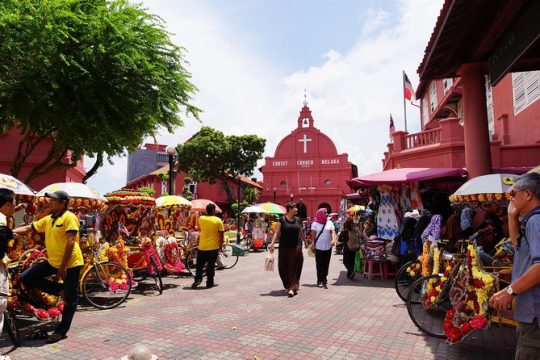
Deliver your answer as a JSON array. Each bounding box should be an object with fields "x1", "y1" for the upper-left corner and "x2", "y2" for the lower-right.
[
  {"x1": 354, "y1": 250, "x2": 363, "y2": 273},
  {"x1": 265, "y1": 252, "x2": 274, "y2": 271}
]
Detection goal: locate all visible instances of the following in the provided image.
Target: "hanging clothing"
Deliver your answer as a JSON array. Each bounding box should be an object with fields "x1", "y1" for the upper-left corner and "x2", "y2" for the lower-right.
[
  {"x1": 421, "y1": 215, "x2": 442, "y2": 244},
  {"x1": 377, "y1": 188, "x2": 400, "y2": 240}
]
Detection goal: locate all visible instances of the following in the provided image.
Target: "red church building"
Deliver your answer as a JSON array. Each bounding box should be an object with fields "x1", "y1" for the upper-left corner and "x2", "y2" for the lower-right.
[{"x1": 260, "y1": 101, "x2": 357, "y2": 216}]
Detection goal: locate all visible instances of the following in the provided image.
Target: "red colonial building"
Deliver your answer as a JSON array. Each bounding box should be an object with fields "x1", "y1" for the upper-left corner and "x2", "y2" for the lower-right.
[
  {"x1": 260, "y1": 101, "x2": 357, "y2": 215},
  {"x1": 0, "y1": 128, "x2": 85, "y2": 190},
  {"x1": 383, "y1": 0, "x2": 540, "y2": 177}
]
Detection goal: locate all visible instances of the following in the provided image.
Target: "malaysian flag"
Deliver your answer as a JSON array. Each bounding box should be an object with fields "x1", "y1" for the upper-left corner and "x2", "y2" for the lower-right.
[
  {"x1": 403, "y1": 71, "x2": 415, "y2": 101},
  {"x1": 389, "y1": 115, "x2": 395, "y2": 141}
]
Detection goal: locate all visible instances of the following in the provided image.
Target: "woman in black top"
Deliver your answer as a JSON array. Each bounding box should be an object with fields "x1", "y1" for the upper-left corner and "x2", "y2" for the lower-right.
[{"x1": 269, "y1": 203, "x2": 306, "y2": 297}]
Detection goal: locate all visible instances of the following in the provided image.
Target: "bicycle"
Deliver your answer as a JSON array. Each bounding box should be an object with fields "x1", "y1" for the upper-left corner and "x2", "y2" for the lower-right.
[
  {"x1": 79, "y1": 243, "x2": 133, "y2": 309},
  {"x1": 128, "y1": 245, "x2": 163, "y2": 295},
  {"x1": 1, "y1": 290, "x2": 20, "y2": 347},
  {"x1": 184, "y1": 244, "x2": 239, "y2": 277}
]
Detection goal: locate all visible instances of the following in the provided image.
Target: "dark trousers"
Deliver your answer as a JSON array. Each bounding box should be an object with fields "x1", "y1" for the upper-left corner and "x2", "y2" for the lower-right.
[
  {"x1": 516, "y1": 320, "x2": 540, "y2": 360},
  {"x1": 195, "y1": 249, "x2": 219, "y2": 285},
  {"x1": 20, "y1": 261, "x2": 82, "y2": 336},
  {"x1": 343, "y1": 246, "x2": 356, "y2": 278},
  {"x1": 278, "y1": 246, "x2": 304, "y2": 292},
  {"x1": 315, "y1": 249, "x2": 332, "y2": 284}
]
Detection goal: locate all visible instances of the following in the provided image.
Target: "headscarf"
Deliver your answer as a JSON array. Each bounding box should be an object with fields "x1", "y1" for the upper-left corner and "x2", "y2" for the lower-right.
[
  {"x1": 460, "y1": 207, "x2": 474, "y2": 231},
  {"x1": 421, "y1": 215, "x2": 442, "y2": 242},
  {"x1": 314, "y1": 208, "x2": 328, "y2": 225}
]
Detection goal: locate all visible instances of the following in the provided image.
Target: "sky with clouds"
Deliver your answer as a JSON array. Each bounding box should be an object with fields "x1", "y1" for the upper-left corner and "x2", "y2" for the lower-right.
[{"x1": 86, "y1": 0, "x2": 444, "y2": 194}]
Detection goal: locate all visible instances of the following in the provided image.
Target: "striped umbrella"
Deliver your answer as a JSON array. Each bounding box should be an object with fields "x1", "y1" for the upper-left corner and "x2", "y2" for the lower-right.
[
  {"x1": 346, "y1": 205, "x2": 365, "y2": 215},
  {"x1": 254, "y1": 202, "x2": 286, "y2": 215}
]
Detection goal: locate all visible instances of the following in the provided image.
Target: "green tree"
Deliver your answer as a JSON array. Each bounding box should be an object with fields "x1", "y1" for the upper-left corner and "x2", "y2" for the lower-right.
[
  {"x1": 138, "y1": 186, "x2": 155, "y2": 196},
  {"x1": 0, "y1": 0, "x2": 200, "y2": 183},
  {"x1": 175, "y1": 127, "x2": 266, "y2": 205},
  {"x1": 243, "y1": 186, "x2": 260, "y2": 204}
]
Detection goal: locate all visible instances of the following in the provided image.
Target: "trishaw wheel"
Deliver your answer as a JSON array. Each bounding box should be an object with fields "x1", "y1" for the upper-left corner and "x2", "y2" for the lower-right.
[
  {"x1": 82, "y1": 261, "x2": 132, "y2": 310},
  {"x1": 395, "y1": 260, "x2": 420, "y2": 302},
  {"x1": 4, "y1": 310, "x2": 21, "y2": 347},
  {"x1": 149, "y1": 256, "x2": 163, "y2": 295},
  {"x1": 185, "y1": 248, "x2": 207, "y2": 278},
  {"x1": 406, "y1": 274, "x2": 450, "y2": 339},
  {"x1": 220, "y1": 245, "x2": 239, "y2": 270}
]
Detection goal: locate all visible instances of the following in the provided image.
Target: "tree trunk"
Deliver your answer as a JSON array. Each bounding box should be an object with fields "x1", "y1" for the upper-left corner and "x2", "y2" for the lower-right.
[{"x1": 82, "y1": 153, "x2": 104, "y2": 183}]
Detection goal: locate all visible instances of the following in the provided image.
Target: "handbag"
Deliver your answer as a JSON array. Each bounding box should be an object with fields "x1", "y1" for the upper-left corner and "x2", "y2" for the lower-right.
[
  {"x1": 338, "y1": 230, "x2": 348, "y2": 243},
  {"x1": 265, "y1": 252, "x2": 274, "y2": 271},
  {"x1": 346, "y1": 231, "x2": 361, "y2": 252}
]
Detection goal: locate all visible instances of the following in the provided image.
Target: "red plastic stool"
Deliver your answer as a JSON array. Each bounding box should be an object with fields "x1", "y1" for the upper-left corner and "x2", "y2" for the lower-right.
[
  {"x1": 363, "y1": 258, "x2": 385, "y2": 280},
  {"x1": 384, "y1": 261, "x2": 398, "y2": 279}
]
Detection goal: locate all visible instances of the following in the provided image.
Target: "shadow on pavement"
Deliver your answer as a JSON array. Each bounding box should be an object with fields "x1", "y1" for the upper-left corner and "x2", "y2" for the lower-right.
[
  {"x1": 259, "y1": 290, "x2": 286, "y2": 297},
  {"x1": 330, "y1": 271, "x2": 394, "y2": 288}
]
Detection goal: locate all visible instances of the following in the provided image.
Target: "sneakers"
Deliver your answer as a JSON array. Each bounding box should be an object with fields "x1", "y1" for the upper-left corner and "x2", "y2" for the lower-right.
[
  {"x1": 323, "y1": 282, "x2": 328, "y2": 289},
  {"x1": 205, "y1": 283, "x2": 217, "y2": 289},
  {"x1": 287, "y1": 290, "x2": 294, "y2": 298},
  {"x1": 191, "y1": 280, "x2": 202, "y2": 289},
  {"x1": 46, "y1": 333, "x2": 67, "y2": 344}
]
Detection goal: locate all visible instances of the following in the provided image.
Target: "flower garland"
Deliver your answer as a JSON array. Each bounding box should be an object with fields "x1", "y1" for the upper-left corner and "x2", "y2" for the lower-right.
[
  {"x1": 421, "y1": 242, "x2": 430, "y2": 276},
  {"x1": 443, "y1": 244, "x2": 496, "y2": 343},
  {"x1": 432, "y1": 247, "x2": 441, "y2": 275},
  {"x1": 8, "y1": 251, "x2": 63, "y2": 321},
  {"x1": 140, "y1": 237, "x2": 163, "y2": 276},
  {"x1": 407, "y1": 262, "x2": 421, "y2": 277}
]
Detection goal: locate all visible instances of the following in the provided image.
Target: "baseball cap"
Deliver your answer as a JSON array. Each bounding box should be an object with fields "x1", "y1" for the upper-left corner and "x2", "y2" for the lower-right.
[{"x1": 44, "y1": 190, "x2": 70, "y2": 202}]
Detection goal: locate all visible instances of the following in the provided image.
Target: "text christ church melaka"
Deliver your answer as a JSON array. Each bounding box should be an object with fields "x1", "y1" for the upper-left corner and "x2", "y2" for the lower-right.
[{"x1": 260, "y1": 100, "x2": 358, "y2": 216}]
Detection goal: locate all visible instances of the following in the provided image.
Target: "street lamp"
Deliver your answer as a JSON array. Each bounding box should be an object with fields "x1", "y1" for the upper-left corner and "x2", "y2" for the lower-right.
[
  {"x1": 272, "y1": 188, "x2": 277, "y2": 204},
  {"x1": 166, "y1": 146, "x2": 177, "y2": 195},
  {"x1": 236, "y1": 175, "x2": 242, "y2": 245}
]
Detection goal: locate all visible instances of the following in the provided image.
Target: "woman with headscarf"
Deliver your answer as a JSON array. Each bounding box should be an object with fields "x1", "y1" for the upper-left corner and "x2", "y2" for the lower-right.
[
  {"x1": 269, "y1": 204, "x2": 306, "y2": 297},
  {"x1": 310, "y1": 208, "x2": 336, "y2": 288},
  {"x1": 421, "y1": 215, "x2": 442, "y2": 244}
]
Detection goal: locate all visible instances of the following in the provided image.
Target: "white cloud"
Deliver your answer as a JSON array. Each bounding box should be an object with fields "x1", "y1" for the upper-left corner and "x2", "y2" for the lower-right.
[{"x1": 87, "y1": 0, "x2": 443, "y2": 194}]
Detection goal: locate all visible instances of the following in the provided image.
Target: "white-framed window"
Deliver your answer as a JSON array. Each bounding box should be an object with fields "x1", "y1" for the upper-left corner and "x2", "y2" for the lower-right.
[
  {"x1": 188, "y1": 182, "x2": 197, "y2": 195},
  {"x1": 429, "y1": 81, "x2": 438, "y2": 112},
  {"x1": 443, "y1": 78, "x2": 453, "y2": 94},
  {"x1": 485, "y1": 76, "x2": 495, "y2": 139},
  {"x1": 422, "y1": 97, "x2": 429, "y2": 125},
  {"x1": 512, "y1": 71, "x2": 540, "y2": 114}
]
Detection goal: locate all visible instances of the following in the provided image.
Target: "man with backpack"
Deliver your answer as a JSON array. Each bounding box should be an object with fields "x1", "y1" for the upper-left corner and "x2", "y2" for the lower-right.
[{"x1": 489, "y1": 173, "x2": 540, "y2": 360}]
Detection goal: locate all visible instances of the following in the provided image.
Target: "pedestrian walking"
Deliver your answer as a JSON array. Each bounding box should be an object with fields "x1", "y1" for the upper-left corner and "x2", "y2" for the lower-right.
[
  {"x1": 341, "y1": 216, "x2": 359, "y2": 280},
  {"x1": 489, "y1": 173, "x2": 540, "y2": 360},
  {"x1": 310, "y1": 208, "x2": 336, "y2": 288},
  {"x1": 14, "y1": 190, "x2": 83, "y2": 343},
  {"x1": 0, "y1": 189, "x2": 16, "y2": 336},
  {"x1": 191, "y1": 203, "x2": 224, "y2": 289},
  {"x1": 269, "y1": 203, "x2": 306, "y2": 297}
]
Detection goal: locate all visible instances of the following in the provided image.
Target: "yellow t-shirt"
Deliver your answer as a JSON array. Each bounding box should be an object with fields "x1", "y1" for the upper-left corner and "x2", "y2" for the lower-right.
[
  {"x1": 198, "y1": 215, "x2": 224, "y2": 251},
  {"x1": 33, "y1": 211, "x2": 84, "y2": 269}
]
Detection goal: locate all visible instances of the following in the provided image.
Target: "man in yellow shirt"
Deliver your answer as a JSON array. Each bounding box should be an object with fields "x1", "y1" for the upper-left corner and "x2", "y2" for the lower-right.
[
  {"x1": 192, "y1": 203, "x2": 224, "y2": 289},
  {"x1": 14, "y1": 190, "x2": 84, "y2": 343}
]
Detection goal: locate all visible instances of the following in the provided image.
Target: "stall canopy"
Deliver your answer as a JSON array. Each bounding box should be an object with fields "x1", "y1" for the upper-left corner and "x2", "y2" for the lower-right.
[{"x1": 347, "y1": 168, "x2": 467, "y2": 189}]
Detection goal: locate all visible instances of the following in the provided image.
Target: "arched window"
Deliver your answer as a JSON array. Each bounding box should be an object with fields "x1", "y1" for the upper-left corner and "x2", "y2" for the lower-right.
[
  {"x1": 324, "y1": 179, "x2": 332, "y2": 185},
  {"x1": 280, "y1": 180, "x2": 287, "y2": 186}
]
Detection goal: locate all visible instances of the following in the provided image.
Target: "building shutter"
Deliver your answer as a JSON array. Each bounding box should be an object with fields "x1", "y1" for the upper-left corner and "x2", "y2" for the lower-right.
[
  {"x1": 485, "y1": 76, "x2": 494, "y2": 139},
  {"x1": 513, "y1": 71, "x2": 540, "y2": 114}
]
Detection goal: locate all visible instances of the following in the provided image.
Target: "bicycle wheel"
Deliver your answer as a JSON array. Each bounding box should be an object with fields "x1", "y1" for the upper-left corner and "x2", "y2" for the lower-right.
[
  {"x1": 4, "y1": 310, "x2": 21, "y2": 347},
  {"x1": 219, "y1": 245, "x2": 239, "y2": 269},
  {"x1": 82, "y1": 262, "x2": 132, "y2": 310},
  {"x1": 395, "y1": 260, "x2": 421, "y2": 302},
  {"x1": 149, "y1": 255, "x2": 163, "y2": 295},
  {"x1": 406, "y1": 274, "x2": 451, "y2": 338},
  {"x1": 185, "y1": 249, "x2": 207, "y2": 277}
]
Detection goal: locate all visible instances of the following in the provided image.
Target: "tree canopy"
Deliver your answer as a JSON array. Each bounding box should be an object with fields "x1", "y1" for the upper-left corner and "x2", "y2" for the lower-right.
[
  {"x1": 0, "y1": 0, "x2": 200, "y2": 183},
  {"x1": 175, "y1": 126, "x2": 266, "y2": 203}
]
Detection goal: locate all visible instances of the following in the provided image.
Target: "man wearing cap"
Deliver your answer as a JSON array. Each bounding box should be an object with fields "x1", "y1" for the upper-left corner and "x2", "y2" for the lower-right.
[{"x1": 14, "y1": 190, "x2": 84, "y2": 343}]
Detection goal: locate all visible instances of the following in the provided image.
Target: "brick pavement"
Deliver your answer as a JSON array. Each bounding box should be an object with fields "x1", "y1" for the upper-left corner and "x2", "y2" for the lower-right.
[{"x1": 1, "y1": 250, "x2": 516, "y2": 359}]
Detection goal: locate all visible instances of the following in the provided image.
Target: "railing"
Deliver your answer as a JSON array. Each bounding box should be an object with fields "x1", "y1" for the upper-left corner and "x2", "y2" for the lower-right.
[{"x1": 403, "y1": 128, "x2": 441, "y2": 150}]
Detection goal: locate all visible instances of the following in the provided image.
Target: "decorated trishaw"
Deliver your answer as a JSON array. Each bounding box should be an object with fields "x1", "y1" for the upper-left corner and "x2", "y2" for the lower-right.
[
  {"x1": 101, "y1": 189, "x2": 163, "y2": 294},
  {"x1": 405, "y1": 173, "x2": 517, "y2": 343}
]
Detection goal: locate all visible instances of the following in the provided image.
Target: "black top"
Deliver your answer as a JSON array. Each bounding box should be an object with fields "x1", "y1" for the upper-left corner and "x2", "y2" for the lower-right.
[
  {"x1": 279, "y1": 216, "x2": 301, "y2": 248},
  {"x1": 0, "y1": 226, "x2": 13, "y2": 260}
]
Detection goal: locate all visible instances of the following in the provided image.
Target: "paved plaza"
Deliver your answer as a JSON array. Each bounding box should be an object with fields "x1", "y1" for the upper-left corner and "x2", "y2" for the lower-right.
[{"x1": 1, "y1": 250, "x2": 516, "y2": 360}]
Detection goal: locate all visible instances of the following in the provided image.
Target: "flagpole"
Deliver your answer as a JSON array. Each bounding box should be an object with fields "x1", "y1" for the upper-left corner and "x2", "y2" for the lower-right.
[{"x1": 402, "y1": 70, "x2": 408, "y2": 133}]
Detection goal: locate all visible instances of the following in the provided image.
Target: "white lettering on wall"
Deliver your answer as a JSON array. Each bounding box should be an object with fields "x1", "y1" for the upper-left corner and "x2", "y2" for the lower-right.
[
  {"x1": 321, "y1": 159, "x2": 340, "y2": 165},
  {"x1": 272, "y1": 160, "x2": 288, "y2": 167},
  {"x1": 296, "y1": 160, "x2": 314, "y2": 167}
]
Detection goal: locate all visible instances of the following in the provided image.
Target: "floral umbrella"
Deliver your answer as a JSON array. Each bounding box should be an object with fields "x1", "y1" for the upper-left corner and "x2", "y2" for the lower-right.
[
  {"x1": 449, "y1": 174, "x2": 515, "y2": 203},
  {"x1": 241, "y1": 205, "x2": 267, "y2": 214},
  {"x1": 254, "y1": 202, "x2": 286, "y2": 215},
  {"x1": 37, "y1": 182, "x2": 107, "y2": 212},
  {"x1": 156, "y1": 195, "x2": 191, "y2": 210},
  {"x1": 190, "y1": 199, "x2": 222, "y2": 213},
  {"x1": 0, "y1": 173, "x2": 35, "y2": 198},
  {"x1": 37, "y1": 182, "x2": 107, "y2": 201}
]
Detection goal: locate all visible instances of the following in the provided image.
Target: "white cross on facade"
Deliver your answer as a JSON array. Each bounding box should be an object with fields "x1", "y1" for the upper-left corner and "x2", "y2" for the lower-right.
[{"x1": 299, "y1": 134, "x2": 312, "y2": 153}]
